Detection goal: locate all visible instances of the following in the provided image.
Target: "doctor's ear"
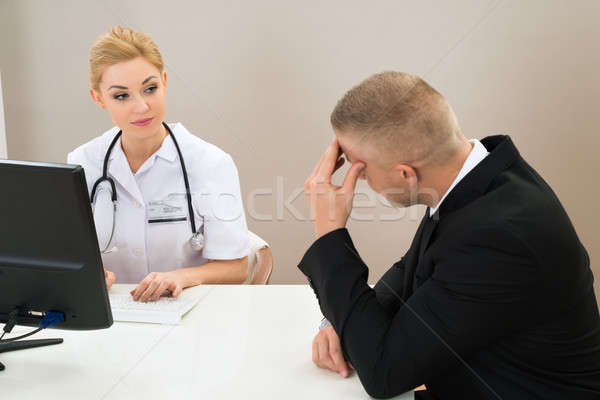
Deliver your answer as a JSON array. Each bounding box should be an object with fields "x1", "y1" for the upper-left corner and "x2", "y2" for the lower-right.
[
  {"x1": 90, "y1": 88, "x2": 106, "y2": 109},
  {"x1": 161, "y1": 71, "x2": 167, "y2": 90}
]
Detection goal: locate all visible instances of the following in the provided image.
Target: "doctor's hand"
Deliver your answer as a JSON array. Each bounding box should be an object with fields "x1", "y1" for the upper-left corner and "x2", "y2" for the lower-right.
[
  {"x1": 131, "y1": 271, "x2": 184, "y2": 302},
  {"x1": 104, "y1": 268, "x2": 116, "y2": 291},
  {"x1": 304, "y1": 137, "x2": 365, "y2": 239},
  {"x1": 312, "y1": 325, "x2": 353, "y2": 378}
]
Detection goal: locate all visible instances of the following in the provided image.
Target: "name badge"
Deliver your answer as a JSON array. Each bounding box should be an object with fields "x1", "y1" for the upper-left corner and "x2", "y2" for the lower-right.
[{"x1": 147, "y1": 193, "x2": 188, "y2": 224}]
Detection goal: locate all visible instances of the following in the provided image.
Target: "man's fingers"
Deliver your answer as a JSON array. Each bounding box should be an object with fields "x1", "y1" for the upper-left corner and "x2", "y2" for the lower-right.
[
  {"x1": 316, "y1": 336, "x2": 327, "y2": 367},
  {"x1": 333, "y1": 157, "x2": 345, "y2": 174},
  {"x1": 342, "y1": 162, "x2": 365, "y2": 193},
  {"x1": 309, "y1": 148, "x2": 328, "y2": 181},
  {"x1": 328, "y1": 332, "x2": 349, "y2": 377},
  {"x1": 315, "y1": 137, "x2": 341, "y2": 184},
  {"x1": 312, "y1": 336, "x2": 319, "y2": 365},
  {"x1": 309, "y1": 137, "x2": 338, "y2": 182},
  {"x1": 313, "y1": 330, "x2": 351, "y2": 377},
  {"x1": 317, "y1": 336, "x2": 334, "y2": 370}
]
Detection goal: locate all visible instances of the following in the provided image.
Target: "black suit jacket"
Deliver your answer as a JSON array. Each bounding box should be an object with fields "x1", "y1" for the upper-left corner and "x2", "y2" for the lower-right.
[{"x1": 299, "y1": 136, "x2": 600, "y2": 399}]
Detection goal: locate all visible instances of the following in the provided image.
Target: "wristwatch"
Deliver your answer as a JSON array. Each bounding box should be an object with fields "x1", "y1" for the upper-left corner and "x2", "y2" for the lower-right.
[{"x1": 319, "y1": 317, "x2": 332, "y2": 330}]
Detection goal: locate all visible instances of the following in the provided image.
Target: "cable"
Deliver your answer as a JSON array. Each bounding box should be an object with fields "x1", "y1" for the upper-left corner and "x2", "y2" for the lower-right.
[
  {"x1": 0, "y1": 327, "x2": 43, "y2": 343},
  {"x1": 0, "y1": 311, "x2": 64, "y2": 343},
  {"x1": 2, "y1": 309, "x2": 19, "y2": 337}
]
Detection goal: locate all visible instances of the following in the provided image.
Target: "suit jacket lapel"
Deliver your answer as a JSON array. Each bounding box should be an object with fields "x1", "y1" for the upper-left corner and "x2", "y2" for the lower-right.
[
  {"x1": 419, "y1": 210, "x2": 439, "y2": 261},
  {"x1": 402, "y1": 209, "x2": 429, "y2": 299},
  {"x1": 412, "y1": 209, "x2": 439, "y2": 291}
]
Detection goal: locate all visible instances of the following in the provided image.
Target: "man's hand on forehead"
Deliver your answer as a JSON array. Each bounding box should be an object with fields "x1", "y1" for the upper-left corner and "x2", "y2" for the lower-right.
[{"x1": 304, "y1": 137, "x2": 365, "y2": 238}]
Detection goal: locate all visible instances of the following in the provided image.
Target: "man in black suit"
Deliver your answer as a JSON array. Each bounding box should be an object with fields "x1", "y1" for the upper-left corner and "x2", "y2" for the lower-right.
[{"x1": 299, "y1": 71, "x2": 600, "y2": 399}]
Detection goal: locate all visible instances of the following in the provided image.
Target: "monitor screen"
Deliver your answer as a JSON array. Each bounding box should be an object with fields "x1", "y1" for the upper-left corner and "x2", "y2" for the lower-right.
[{"x1": 0, "y1": 160, "x2": 112, "y2": 330}]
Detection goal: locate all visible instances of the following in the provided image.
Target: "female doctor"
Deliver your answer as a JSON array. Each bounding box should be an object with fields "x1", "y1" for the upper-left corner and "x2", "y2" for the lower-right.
[{"x1": 68, "y1": 26, "x2": 249, "y2": 301}]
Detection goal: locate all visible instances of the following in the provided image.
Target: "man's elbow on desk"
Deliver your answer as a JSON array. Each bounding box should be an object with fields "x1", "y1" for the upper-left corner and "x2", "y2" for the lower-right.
[
  {"x1": 360, "y1": 371, "x2": 419, "y2": 399},
  {"x1": 351, "y1": 353, "x2": 422, "y2": 399}
]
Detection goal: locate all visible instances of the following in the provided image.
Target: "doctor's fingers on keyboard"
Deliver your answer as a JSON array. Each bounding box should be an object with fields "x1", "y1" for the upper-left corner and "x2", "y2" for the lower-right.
[
  {"x1": 131, "y1": 272, "x2": 157, "y2": 301},
  {"x1": 138, "y1": 278, "x2": 163, "y2": 302},
  {"x1": 132, "y1": 272, "x2": 183, "y2": 302},
  {"x1": 104, "y1": 268, "x2": 116, "y2": 290},
  {"x1": 149, "y1": 280, "x2": 170, "y2": 302}
]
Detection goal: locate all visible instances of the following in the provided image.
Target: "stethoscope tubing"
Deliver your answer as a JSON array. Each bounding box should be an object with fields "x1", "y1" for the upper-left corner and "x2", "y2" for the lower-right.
[{"x1": 90, "y1": 122, "x2": 198, "y2": 252}]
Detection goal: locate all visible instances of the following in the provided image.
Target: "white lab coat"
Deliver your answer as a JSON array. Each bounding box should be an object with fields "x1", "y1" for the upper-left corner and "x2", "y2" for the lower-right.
[{"x1": 67, "y1": 122, "x2": 249, "y2": 283}]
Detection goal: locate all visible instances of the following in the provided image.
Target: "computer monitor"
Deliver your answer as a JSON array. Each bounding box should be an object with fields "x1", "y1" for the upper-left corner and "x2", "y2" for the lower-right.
[{"x1": 0, "y1": 160, "x2": 112, "y2": 335}]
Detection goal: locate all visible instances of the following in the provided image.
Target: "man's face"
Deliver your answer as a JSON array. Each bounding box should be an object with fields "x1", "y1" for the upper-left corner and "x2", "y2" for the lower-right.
[{"x1": 336, "y1": 132, "x2": 418, "y2": 207}]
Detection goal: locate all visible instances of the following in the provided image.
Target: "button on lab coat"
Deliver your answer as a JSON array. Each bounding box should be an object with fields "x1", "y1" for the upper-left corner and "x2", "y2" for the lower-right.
[{"x1": 67, "y1": 122, "x2": 249, "y2": 283}]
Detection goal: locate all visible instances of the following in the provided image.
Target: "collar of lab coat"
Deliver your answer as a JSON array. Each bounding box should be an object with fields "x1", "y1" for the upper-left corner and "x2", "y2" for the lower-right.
[
  {"x1": 102, "y1": 123, "x2": 179, "y2": 164},
  {"x1": 106, "y1": 139, "x2": 144, "y2": 204},
  {"x1": 97, "y1": 123, "x2": 182, "y2": 204},
  {"x1": 154, "y1": 133, "x2": 177, "y2": 163}
]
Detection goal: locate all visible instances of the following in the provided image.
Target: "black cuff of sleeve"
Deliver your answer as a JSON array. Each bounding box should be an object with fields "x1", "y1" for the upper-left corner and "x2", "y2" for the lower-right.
[
  {"x1": 298, "y1": 228, "x2": 358, "y2": 290},
  {"x1": 297, "y1": 228, "x2": 370, "y2": 333}
]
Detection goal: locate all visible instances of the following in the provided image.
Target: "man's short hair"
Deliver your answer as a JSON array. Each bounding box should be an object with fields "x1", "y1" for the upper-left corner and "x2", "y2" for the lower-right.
[{"x1": 331, "y1": 71, "x2": 463, "y2": 167}]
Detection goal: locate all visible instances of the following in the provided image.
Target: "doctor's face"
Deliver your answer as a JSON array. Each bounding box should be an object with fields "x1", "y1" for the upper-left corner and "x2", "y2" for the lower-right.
[{"x1": 90, "y1": 57, "x2": 167, "y2": 139}]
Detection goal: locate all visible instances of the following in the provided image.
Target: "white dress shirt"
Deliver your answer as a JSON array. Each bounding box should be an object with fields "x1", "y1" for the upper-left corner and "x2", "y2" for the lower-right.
[
  {"x1": 429, "y1": 138, "x2": 489, "y2": 216},
  {"x1": 67, "y1": 122, "x2": 249, "y2": 284}
]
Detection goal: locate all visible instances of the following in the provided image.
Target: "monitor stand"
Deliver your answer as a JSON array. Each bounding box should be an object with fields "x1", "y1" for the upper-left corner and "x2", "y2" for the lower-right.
[{"x1": 0, "y1": 338, "x2": 63, "y2": 371}]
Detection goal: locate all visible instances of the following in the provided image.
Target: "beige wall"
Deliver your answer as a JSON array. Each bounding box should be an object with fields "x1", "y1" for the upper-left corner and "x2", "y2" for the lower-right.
[
  {"x1": 1, "y1": 1, "x2": 598, "y2": 298},
  {"x1": 0, "y1": 71, "x2": 6, "y2": 158}
]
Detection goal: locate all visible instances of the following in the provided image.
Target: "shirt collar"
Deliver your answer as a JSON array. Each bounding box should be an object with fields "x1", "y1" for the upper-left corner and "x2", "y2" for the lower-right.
[
  {"x1": 429, "y1": 138, "x2": 490, "y2": 216},
  {"x1": 154, "y1": 130, "x2": 178, "y2": 163},
  {"x1": 104, "y1": 124, "x2": 178, "y2": 164}
]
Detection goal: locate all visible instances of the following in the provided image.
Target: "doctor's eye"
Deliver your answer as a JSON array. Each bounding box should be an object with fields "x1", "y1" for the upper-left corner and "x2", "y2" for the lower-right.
[
  {"x1": 113, "y1": 93, "x2": 129, "y2": 101},
  {"x1": 145, "y1": 86, "x2": 157, "y2": 94}
]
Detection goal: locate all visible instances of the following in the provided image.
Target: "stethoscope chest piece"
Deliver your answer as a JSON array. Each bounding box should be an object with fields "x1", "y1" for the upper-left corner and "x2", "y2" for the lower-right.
[{"x1": 189, "y1": 232, "x2": 205, "y2": 251}]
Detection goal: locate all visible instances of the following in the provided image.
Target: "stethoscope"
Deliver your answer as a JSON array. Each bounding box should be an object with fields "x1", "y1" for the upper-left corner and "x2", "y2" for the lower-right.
[{"x1": 90, "y1": 121, "x2": 204, "y2": 253}]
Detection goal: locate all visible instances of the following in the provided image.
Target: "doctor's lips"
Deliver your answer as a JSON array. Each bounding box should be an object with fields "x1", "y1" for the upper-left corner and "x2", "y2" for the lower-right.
[{"x1": 131, "y1": 117, "x2": 154, "y2": 127}]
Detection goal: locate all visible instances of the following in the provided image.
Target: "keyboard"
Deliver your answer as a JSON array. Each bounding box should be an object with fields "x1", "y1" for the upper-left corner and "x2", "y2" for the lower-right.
[{"x1": 109, "y1": 291, "x2": 206, "y2": 325}]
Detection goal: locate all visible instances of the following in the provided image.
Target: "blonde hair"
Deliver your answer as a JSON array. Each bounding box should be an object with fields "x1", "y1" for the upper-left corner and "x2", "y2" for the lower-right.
[
  {"x1": 89, "y1": 26, "x2": 164, "y2": 89},
  {"x1": 331, "y1": 71, "x2": 463, "y2": 167}
]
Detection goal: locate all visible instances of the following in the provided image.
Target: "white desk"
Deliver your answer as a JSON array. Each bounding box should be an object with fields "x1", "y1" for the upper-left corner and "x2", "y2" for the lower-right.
[{"x1": 1, "y1": 285, "x2": 413, "y2": 400}]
